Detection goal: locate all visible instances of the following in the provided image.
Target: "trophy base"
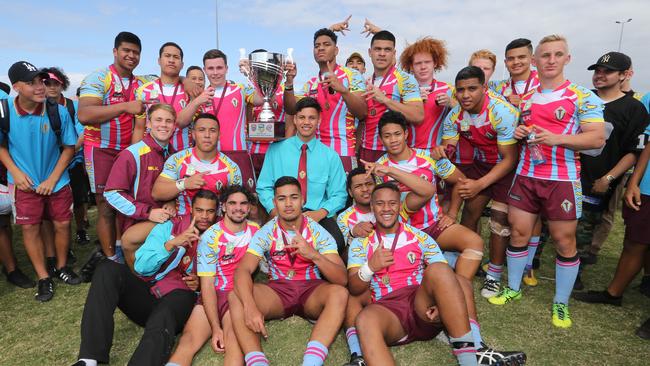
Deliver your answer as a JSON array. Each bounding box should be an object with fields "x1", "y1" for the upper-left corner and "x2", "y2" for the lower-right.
[{"x1": 248, "y1": 121, "x2": 286, "y2": 142}]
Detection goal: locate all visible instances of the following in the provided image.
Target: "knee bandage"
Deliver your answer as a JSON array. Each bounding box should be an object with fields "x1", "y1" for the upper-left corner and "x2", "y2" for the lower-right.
[
  {"x1": 488, "y1": 210, "x2": 511, "y2": 237},
  {"x1": 460, "y1": 248, "x2": 484, "y2": 260}
]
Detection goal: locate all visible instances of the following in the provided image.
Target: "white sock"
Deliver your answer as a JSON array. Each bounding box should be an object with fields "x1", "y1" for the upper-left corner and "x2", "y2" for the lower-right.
[
  {"x1": 79, "y1": 359, "x2": 97, "y2": 366},
  {"x1": 115, "y1": 240, "x2": 122, "y2": 247}
]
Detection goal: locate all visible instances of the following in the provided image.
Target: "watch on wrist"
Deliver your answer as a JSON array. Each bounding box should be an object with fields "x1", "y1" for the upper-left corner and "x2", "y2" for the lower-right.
[{"x1": 606, "y1": 175, "x2": 615, "y2": 183}]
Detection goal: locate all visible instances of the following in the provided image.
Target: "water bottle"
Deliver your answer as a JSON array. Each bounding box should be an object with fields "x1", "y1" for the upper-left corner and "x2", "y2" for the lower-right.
[{"x1": 527, "y1": 130, "x2": 545, "y2": 165}]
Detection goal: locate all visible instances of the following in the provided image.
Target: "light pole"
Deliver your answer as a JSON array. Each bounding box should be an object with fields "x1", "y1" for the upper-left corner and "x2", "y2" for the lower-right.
[
  {"x1": 215, "y1": 0, "x2": 220, "y2": 49},
  {"x1": 615, "y1": 18, "x2": 632, "y2": 51}
]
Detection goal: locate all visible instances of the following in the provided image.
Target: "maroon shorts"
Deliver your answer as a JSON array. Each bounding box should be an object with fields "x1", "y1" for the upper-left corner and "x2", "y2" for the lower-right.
[
  {"x1": 422, "y1": 220, "x2": 452, "y2": 240},
  {"x1": 84, "y1": 146, "x2": 119, "y2": 194},
  {"x1": 11, "y1": 184, "x2": 73, "y2": 225},
  {"x1": 622, "y1": 194, "x2": 650, "y2": 245},
  {"x1": 250, "y1": 153, "x2": 266, "y2": 177},
  {"x1": 507, "y1": 175, "x2": 582, "y2": 221},
  {"x1": 460, "y1": 161, "x2": 514, "y2": 203},
  {"x1": 266, "y1": 279, "x2": 326, "y2": 319},
  {"x1": 198, "y1": 289, "x2": 231, "y2": 322},
  {"x1": 359, "y1": 148, "x2": 386, "y2": 163},
  {"x1": 339, "y1": 155, "x2": 358, "y2": 174},
  {"x1": 375, "y1": 285, "x2": 442, "y2": 346},
  {"x1": 222, "y1": 150, "x2": 256, "y2": 191}
]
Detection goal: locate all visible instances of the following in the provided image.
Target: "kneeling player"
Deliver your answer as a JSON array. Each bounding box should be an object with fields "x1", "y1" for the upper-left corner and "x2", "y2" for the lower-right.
[
  {"x1": 228, "y1": 177, "x2": 349, "y2": 366},
  {"x1": 348, "y1": 183, "x2": 526, "y2": 366},
  {"x1": 167, "y1": 185, "x2": 259, "y2": 366}
]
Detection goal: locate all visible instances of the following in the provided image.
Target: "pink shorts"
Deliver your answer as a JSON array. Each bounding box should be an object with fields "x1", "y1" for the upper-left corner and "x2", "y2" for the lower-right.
[
  {"x1": 375, "y1": 285, "x2": 442, "y2": 345},
  {"x1": 11, "y1": 184, "x2": 73, "y2": 225},
  {"x1": 507, "y1": 175, "x2": 582, "y2": 220},
  {"x1": 222, "y1": 150, "x2": 256, "y2": 191},
  {"x1": 84, "y1": 146, "x2": 119, "y2": 194},
  {"x1": 266, "y1": 279, "x2": 326, "y2": 319}
]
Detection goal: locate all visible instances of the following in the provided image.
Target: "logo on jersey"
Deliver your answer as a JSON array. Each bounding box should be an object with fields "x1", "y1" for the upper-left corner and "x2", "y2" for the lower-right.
[
  {"x1": 41, "y1": 122, "x2": 50, "y2": 134},
  {"x1": 407, "y1": 251, "x2": 416, "y2": 265},
  {"x1": 554, "y1": 107, "x2": 566, "y2": 121},
  {"x1": 561, "y1": 199, "x2": 573, "y2": 213},
  {"x1": 185, "y1": 164, "x2": 196, "y2": 176},
  {"x1": 179, "y1": 99, "x2": 187, "y2": 109},
  {"x1": 216, "y1": 180, "x2": 223, "y2": 192},
  {"x1": 247, "y1": 178, "x2": 255, "y2": 189},
  {"x1": 232, "y1": 98, "x2": 238, "y2": 108}
]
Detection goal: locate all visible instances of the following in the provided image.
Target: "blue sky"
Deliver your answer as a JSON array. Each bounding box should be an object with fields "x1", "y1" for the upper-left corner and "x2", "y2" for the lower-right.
[{"x1": 1, "y1": 0, "x2": 648, "y2": 97}]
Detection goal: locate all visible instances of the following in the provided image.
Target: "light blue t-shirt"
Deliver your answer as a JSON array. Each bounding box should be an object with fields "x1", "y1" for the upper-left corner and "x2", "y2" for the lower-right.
[
  {"x1": 0, "y1": 97, "x2": 77, "y2": 192},
  {"x1": 0, "y1": 89, "x2": 8, "y2": 99},
  {"x1": 640, "y1": 124, "x2": 650, "y2": 196}
]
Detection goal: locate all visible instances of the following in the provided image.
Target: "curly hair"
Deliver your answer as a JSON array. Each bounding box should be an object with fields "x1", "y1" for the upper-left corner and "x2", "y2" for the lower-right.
[
  {"x1": 40, "y1": 67, "x2": 70, "y2": 91},
  {"x1": 399, "y1": 37, "x2": 448, "y2": 73}
]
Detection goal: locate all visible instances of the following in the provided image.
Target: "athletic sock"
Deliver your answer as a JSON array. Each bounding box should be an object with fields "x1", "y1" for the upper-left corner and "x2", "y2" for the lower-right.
[
  {"x1": 78, "y1": 360, "x2": 97, "y2": 366},
  {"x1": 525, "y1": 236, "x2": 540, "y2": 272},
  {"x1": 554, "y1": 254, "x2": 580, "y2": 304},
  {"x1": 345, "y1": 327, "x2": 362, "y2": 356},
  {"x1": 486, "y1": 262, "x2": 503, "y2": 281},
  {"x1": 506, "y1": 245, "x2": 528, "y2": 292},
  {"x1": 450, "y1": 331, "x2": 478, "y2": 366},
  {"x1": 469, "y1": 319, "x2": 483, "y2": 348},
  {"x1": 303, "y1": 340, "x2": 328, "y2": 366},
  {"x1": 165, "y1": 363, "x2": 181, "y2": 366},
  {"x1": 244, "y1": 351, "x2": 269, "y2": 366}
]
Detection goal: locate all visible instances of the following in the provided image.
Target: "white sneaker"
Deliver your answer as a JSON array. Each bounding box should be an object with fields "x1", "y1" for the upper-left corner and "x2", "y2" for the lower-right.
[{"x1": 480, "y1": 276, "x2": 500, "y2": 298}]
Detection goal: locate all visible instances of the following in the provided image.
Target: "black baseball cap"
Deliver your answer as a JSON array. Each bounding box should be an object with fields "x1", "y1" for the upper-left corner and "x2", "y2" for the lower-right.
[
  {"x1": 587, "y1": 52, "x2": 631, "y2": 72},
  {"x1": 8, "y1": 61, "x2": 49, "y2": 85}
]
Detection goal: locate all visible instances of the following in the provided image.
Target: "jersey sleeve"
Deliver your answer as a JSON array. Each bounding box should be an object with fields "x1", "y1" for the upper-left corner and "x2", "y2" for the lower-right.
[
  {"x1": 442, "y1": 107, "x2": 460, "y2": 140},
  {"x1": 197, "y1": 228, "x2": 219, "y2": 277},
  {"x1": 134, "y1": 221, "x2": 174, "y2": 276},
  {"x1": 399, "y1": 72, "x2": 422, "y2": 103},
  {"x1": 242, "y1": 83, "x2": 255, "y2": 104},
  {"x1": 79, "y1": 69, "x2": 108, "y2": 99},
  {"x1": 160, "y1": 152, "x2": 181, "y2": 180},
  {"x1": 348, "y1": 69, "x2": 366, "y2": 93},
  {"x1": 247, "y1": 223, "x2": 271, "y2": 257},
  {"x1": 577, "y1": 88, "x2": 605, "y2": 124},
  {"x1": 336, "y1": 210, "x2": 351, "y2": 243},
  {"x1": 298, "y1": 81, "x2": 311, "y2": 99},
  {"x1": 433, "y1": 158, "x2": 456, "y2": 179},
  {"x1": 103, "y1": 151, "x2": 152, "y2": 220},
  {"x1": 347, "y1": 237, "x2": 367, "y2": 269},
  {"x1": 493, "y1": 101, "x2": 518, "y2": 145},
  {"x1": 416, "y1": 229, "x2": 447, "y2": 265},
  {"x1": 311, "y1": 220, "x2": 338, "y2": 255}
]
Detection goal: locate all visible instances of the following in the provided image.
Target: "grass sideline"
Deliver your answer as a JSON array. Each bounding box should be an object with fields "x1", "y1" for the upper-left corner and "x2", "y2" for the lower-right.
[{"x1": 0, "y1": 208, "x2": 648, "y2": 365}]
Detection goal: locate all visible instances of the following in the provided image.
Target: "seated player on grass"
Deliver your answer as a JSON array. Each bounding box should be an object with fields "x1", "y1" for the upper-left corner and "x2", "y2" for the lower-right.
[
  {"x1": 228, "y1": 176, "x2": 349, "y2": 366},
  {"x1": 167, "y1": 185, "x2": 260, "y2": 366}
]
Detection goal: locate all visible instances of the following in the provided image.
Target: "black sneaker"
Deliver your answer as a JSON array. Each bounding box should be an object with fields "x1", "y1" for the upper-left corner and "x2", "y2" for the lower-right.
[
  {"x1": 477, "y1": 344, "x2": 527, "y2": 365},
  {"x1": 3, "y1": 267, "x2": 36, "y2": 288},
  {"x1": 636, "y1": 317, "x2": 650, "y2": 340},
  {"x1": 46, "y1": 257, "x2": 57, "y2": 278},
  {"x1": 639, "y1": 275, "x2": 650, "y2": 298},
  {"x1": 80, "y1": 248, "x2": 106, "y2": 283},
  {"x1": 35, "y1": 277, "x2": 54, "y2": 302},
  {"x1": 481, "y1": 207, "x2": 492, "y2": 218},
  {"x1": 67, "y1": 249, "x2": 77, "y2": 265},
  {"x1": 76, "y1": 230, "x2": 90, "y2": 245},
  {"x1": 56, "y1": 266, "x2": 82, "y2": 285},
  {"x1": 573, "y1": 290, "x2": 622, "y2": 306},
  {"x1": 343, "y1": 353, "x2": 366, "y2": 366}
]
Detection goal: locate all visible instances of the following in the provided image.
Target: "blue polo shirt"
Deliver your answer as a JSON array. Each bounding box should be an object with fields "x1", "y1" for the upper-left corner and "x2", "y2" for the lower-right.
[
  {"x1": 0, "y1": 97, "x2": 77, "y2": 192},
  {"x1": 0, "y1": 90, "x2": 8, "y2": 99},
  {"x1": 256, "y1": 135, "x2": 347, "y2": 217},
  {"x1": 68, "y1": 99, "x2": 84, "y2": 168}
]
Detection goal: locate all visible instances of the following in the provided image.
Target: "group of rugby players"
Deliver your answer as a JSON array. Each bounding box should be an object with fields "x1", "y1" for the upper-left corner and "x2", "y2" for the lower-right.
[{"x1": 1, "y1": 14, "x2": 650, "y2": 366}]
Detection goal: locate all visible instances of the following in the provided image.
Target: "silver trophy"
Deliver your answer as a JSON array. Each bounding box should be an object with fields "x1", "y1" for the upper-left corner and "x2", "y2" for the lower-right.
[{"x1": 246, "y1": 51, "x2": 286, "y2": 141}]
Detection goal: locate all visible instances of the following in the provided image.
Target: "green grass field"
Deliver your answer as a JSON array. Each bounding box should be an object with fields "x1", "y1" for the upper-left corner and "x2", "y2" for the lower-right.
[{"x1": 0, "y1": 208, "x2": 648, "y2": 365}]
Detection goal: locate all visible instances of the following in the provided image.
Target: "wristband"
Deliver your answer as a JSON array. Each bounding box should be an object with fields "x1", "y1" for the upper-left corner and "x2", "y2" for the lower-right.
[
  {"x1": 284, "y1": 85, "x2": 294, "y2": 91},
  {"x1": 358, "y1": 262, "x2": 374, "y2": 282},
  {"x1": 175, "y1": 178, "x2": 186, "y2": 192}
]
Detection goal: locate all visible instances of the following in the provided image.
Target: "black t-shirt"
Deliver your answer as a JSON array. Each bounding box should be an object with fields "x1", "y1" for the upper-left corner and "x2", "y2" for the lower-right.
[{"x1": 580, "y1": 92, "x2": 649, "y2": 198}]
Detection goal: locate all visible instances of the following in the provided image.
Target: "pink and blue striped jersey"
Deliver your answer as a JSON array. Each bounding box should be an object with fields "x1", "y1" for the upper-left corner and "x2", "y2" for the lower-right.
[
  {"x1": 409, "y1": 80, "x2": 453, "y2": 149},
  {"x1": 442, "y1": 92, "x2": 518, "y2": 164},
  {"x1": 250, "y1": 84, "x2": 286, "y2": 155},
  {"x1": 135, "y1": 79, "x2": 192, "y2": 151},
  {"x1": 301, "y1": 65, "x2": 366, "y2": 156},
  {"x1": 247, "y1": 216, "x2": 338, "y2": 281},
  {"x1": 517, "y1": 80, "x2": 604, "y2": 181},
  {"x1": 199, "y1": 81, "x2": 254, "y2": 152},
  {"x1": 363, "y1": 67, "x2": 422, "y2": 150},
  {"x1": 376, "y1": 149, "x2": 455, "y2": 229},
  {"x1": 347, "y1": 222, "x2": 446, "y2": 301},
  {"x1": 337, "y1": 205, "x2": 375, "y2": 244},
  {"x1": 160, "y1": 148, "x2": 242, "y2": 215},
  {"x1": 79, "y1": 65, "x2": 154, "y2": 150},
  {"x1": 196, "y1": 220, "x2": 260, "y2": 292}
]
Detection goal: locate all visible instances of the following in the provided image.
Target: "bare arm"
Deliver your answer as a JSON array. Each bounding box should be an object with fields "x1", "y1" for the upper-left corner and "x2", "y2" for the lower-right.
[
  {"x1": 384, "y1": 100, "x2": 424, "y2": 124},
  {"x1": 233, "y1": 253, "x2": 261, "y2": 310},
  {"x1": 312, "y1": 253, "x2": 347, "y2": 286},
  {"x1": 201, "y1": 276, "x2": 222, "y2": 331},
  {"x1": 77, "y1": 97, "x2": 140, "y2": 126},
  {"x1": 342, "y1": 91, "x2": 367, "y2": 120},
  {"x1": 132, "y1": 116, "x2": 146, "y2": 144},
  {"x1": 441, "y1": 168, "x2": 466, "y2": 220},
  {"x1": 533, "y1": 122, "x2": 605, "y2": 151},
  {"x1": 152, "y1": 175, "x2": 180, "y2": 201},
  {"x1": 478, "y1": 144, "x2": 517, "y2": 188},
  {"x1": 347, "y1": 267, "x2": 369, "y2": 296}
]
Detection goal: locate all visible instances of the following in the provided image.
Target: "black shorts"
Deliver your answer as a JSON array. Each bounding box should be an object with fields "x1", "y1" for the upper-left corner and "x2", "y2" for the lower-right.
[{"x1": 69, "y1": 163, "x2": 91, "y2": 206}]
